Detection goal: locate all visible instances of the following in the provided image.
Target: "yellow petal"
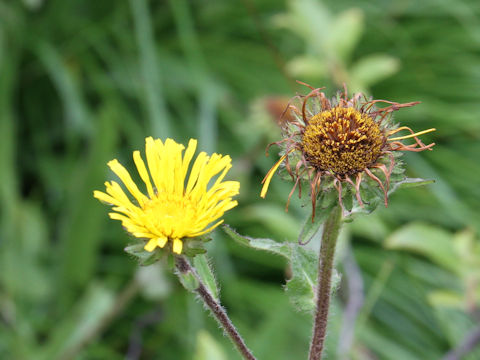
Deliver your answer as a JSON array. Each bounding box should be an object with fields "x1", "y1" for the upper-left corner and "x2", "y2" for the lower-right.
[
  {"x1": 108, "y1": 212, "x2": 131, "y2": 222},
  {"x1": 93, "y1": 190, "x2": 118, "y2": 205},
  {"x1": 108, "y1": 159, "x2": 147, "y2": 206},
  {"x1": 157, "y1": 237, "x2": 168, "y2": 248},
  {"x1": 162, "y1": 139, "x2": 174, "y2": 194},
  {"x1": 186, "y1": 152, "x2": 208, "y2": 194},
  {"x1": 193, "y1": 219, "x2": 224, "y2": 237},
  {"x1": 190, "y1": 154, "x2": 230, "y2": 202},
  {"x1": 172, "y1": 238, "x2": 183, "y2": 254},
  {"x1": 182, "y1": 139, "x2": 198, "y2": 181},
  {"x1": 144, "y1": 238, "x2": 157, "y2": 252},
  {"x1": 133, "y1": 232, "x2": 153, "y2": 238},
  {"x1": 212, "y1": 163, "x2": 232, "y2": 189},
  {"x1": 105, "y1": 182, "x2": 139, "y2": 212},
  {"x1": 145, "y1": 137, "x2": 162, "y2": 191},
  {"x1": 172, "y1": 141, "x2": 185, "y2": 196},
  {"x1": 133, "y1": 150, "x2": 154, "y2": 198},
  {"x1": 388, "y1": 128, "x2": 436, "y2": 141},
  {"x1": 260, "y1": 153, "x2": 288, "y2": 198}
]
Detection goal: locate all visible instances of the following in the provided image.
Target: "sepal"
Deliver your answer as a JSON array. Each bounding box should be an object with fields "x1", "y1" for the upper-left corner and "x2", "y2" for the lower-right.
[
  {"x1": 124, "y1": 243, "x2": 163, "y2": 266},
  {"x1": 183, "y1": 235, "x2": 212, "y2": 257}
]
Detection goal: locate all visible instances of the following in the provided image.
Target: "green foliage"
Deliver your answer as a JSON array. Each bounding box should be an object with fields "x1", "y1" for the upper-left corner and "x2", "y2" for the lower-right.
[
  {"x1": 223, "y1": 224, "x2": 341, "y2": 312},
  {"x1": 177, "y1": 268, "x2": 200, "y2": 293},
  {"x1": 276, "y1": 0, "x2": 400, "y2": 93},
  {"x1": 194, "y1": 330, "x2": 228, "y2": 360},
  {"x1": 38, "y1": 284, "x2": 116, "y2": 360},
  {"x1": 125, "y1": 243, "x2": 164, "y2": 266},
  {"x1": 193, "y1": 255, "x2": 220, "y2": 301},
  {"x1": 387, "y1": 224, "x2": 480, "y2": 312}
]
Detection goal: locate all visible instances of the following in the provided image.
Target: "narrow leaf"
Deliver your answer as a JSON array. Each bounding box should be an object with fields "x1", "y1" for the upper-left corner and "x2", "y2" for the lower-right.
[
  {"x1": 194, "y1": 255, "x2": 219, "y2": 301},
  {"x1": 222, "y1": 225, "x2": 290, "y2": 257},
  {"x1": 388, "y1": 177, "x2": 435, "y2": 194}
]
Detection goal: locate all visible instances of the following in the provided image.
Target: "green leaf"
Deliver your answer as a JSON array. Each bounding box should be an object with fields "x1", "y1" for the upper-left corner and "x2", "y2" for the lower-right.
[
  {"x1": 345, "y1": 177, "x2": 434, "y2": 219},
  {"x1": 298, "y1": 192, "x2": 337, "y2": 245},
  {"x1": 330, "y1": 8, "x2": 364, "y2": 61},
  {"x1": 193, "y1": 255, "x2": 219, "y2": 301},
  {"x1": 428, "y1": 290, "x2": 465, "y2": 309},
  {"x1": 350, "y1": 54, "x2": 400, "y2": 90},
  {"x1": 36, "y1": 41, "x2": 91, "y2": 134},
  {"x1": 388, "y1": 177, "x2": 435, "y2": 194},
  {"x1": 385, "y1": 222, "x2": 458, "y2": 273},
  {"x1": 194, "y1": 330, "x2": 228, "y2": 360},
  {"x1": 277, "y1": 0, "x2": 332, "y2": 52},
  {"x1": 38, "y1": 283, "x2": 115, "y2": 360},
  {"x1": 240, "y1": 204, "x2": 301, "y2": 241},
  {"x1": 177, "y1": 268, "x2": 200, "y2": 292},
  {"x1": 434, "y1": 307, "x2": 480, "y2": 357},
  {"x1": 223, "y1": 225, "x2": 336, "y2": 312},
  {"x1": 129, "y1": 0, "x2": 171, "y2": 137},
  {"x1": 222, "y1": 225, "x2": 290, "y2": 257},
  {"x1": 286, "y1": 56, "x2": 327, "y2": 78},
  {"x1": 1, "y1": 202, "x2": 50, "y2": 302},
  {"x1": 452, "y1": 229, "x2": 480, "y2": 271},
  {"x1": 286, "y1": 244, "x2": 318, "y2": 311}
]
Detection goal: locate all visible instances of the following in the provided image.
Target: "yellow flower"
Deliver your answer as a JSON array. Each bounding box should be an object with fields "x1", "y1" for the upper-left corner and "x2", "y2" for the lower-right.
[{"x1": 94, "y1": 137, "x2": 240, "y2": 255}]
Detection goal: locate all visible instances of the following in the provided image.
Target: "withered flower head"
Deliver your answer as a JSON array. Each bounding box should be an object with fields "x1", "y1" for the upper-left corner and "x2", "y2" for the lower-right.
[{"x1": 260, "y1": 82, "x2": 435, "y2": 216}]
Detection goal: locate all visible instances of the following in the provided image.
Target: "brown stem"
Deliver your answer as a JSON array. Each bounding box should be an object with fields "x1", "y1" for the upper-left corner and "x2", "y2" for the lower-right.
[
  {"x1": 175, "y1": 256, "x2": 257, "y2": 360},
  {"x1": 309, "y1": 205, "x2": 343, "y2": 360}
]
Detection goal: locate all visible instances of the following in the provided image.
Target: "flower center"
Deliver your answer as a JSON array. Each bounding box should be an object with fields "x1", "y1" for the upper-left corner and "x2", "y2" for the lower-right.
[
  {"x1": 142, "y1": 192, "x2": 198, "y2": 239},
  {"x1": 301, "y1": 107, "x2": 385, "y2": 175}
]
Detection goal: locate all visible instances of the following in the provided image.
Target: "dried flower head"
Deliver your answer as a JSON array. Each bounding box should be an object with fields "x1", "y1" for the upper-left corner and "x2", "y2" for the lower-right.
[
  {"x1": 260, "y1": 82, "x2": 435, "y2": 216},
  {"x1": 94, "y1": 137, "x2": 240, "y2": 254}
]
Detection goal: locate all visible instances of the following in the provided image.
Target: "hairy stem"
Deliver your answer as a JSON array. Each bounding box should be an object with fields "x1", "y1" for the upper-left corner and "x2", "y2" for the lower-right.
[
  {"x1": 175, "y1": 256, "x2": 257, "y2": 360},
  {"x1": 309, "y1": 205, "x2": 343, "y2": 360}
]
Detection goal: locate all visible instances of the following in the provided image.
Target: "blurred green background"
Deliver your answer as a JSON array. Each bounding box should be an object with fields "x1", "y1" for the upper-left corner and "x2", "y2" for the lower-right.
[{"x1": 1, "y1": 0, "x2": 480, "y2": 359}]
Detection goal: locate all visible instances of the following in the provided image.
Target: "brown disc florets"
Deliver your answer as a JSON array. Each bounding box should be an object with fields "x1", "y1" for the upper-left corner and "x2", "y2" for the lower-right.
[{"x1": 302, "y1": 107, "x2": 385, "y2": 176}]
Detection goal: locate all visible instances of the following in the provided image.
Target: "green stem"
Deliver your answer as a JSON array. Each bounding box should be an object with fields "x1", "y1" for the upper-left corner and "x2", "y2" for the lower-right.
[
  {"x1": 308, "y1": 205, "x2": 343, "y2": 360},
  {"x1": 175, "y1": 256, "x2": 257, "y2": 360}
]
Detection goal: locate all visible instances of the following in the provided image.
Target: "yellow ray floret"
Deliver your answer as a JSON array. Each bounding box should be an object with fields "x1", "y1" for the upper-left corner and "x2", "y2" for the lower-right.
[
  {"x1": 260, "y1": 149, "x2": 294, "y2": 199},
  {"x1": 94, "y1": 137, "x2": 240, "y2": 254},
  {"x1": 387, "y1": 128, "x2": 436, "y2": 141}
]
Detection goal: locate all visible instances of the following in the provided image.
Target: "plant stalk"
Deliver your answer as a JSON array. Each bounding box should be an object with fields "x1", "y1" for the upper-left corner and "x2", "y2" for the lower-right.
[
  {"x1": 309, "y1": 205, "x2": 343, "y2": 360},
  {"x1": 175, "y1": 256, "x2": 257, "y2": 360}
]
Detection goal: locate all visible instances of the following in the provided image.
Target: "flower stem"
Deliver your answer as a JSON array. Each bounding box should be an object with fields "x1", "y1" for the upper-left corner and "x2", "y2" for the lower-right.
[
  {"x1": 309, "y1": 205, "x2": 343, "y2": 360},
  {"x1": 175, "y1": 256, "x2": 257, "y2": 360}
]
